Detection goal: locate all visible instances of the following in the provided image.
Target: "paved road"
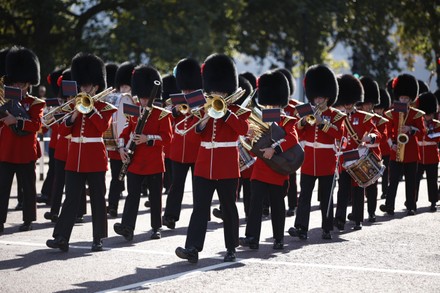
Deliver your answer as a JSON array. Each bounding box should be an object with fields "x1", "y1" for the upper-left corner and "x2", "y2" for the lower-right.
[{"x1": 1, "y1": 167, "x2": 439, "y2": 292}]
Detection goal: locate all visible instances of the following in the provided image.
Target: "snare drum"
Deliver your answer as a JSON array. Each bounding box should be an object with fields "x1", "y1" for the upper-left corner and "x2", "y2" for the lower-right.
[
  {"x1": 342, "y1": 147, "x2": 385, "y2": 188},
  {"x1": 103, "y1": 92, "x2": 136, "y2": 150}
]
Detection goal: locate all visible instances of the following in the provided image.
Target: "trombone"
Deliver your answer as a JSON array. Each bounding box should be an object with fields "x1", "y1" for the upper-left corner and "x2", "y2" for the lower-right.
[{"x1": 41, "y1": 87, "x2": 115, "y2": 127}]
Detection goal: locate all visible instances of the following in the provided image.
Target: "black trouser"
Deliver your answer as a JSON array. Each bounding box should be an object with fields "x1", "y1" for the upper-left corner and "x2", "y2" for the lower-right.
[
  {"x1": 163, "y1": 158, "x2": 173, "y2": 191},
  {"x1": 0, "y1": 161, "x2": 37, "y2": 224},
  {"x1": 107, "y1": 159, "x2": 125, "y2": 210},
  {"x1": 246, "y1": 179, "x2": 287, "y2": 243},
  {"x1": 163, "y1": 161, "x2": 194, "y2": 222},
  {"x1": 241, "y1": 178, "x2": 251, "y2": 217},
  {"x1": 50, "y1": 159, "x2": 86, "y2": 216},
  {"x1": 53, "y1": 171, "x2": 107, "y2": 242},
  {"x1": 286, "y1": 172, "x2": 298, "y2": 210},
  {"x1": 41, "y1": 147, "x2": 56, "y2": 200},
  {"x1": 185, "y1": 176, "x2": 239, "y2": 251},
  {"x1": 335, "y1": 170, "x2": 352, "y2": 223},
  {"x1": 415, "y1": 163, "x2": 438, "y2": 206},
  {"x1": 350, "y1": 182, "x2": 378, "y2": 220},
  {"x1": 295, "y1": 174, "x2": 334, "y2": 231},
  {"x1": 381, "y1": 155, "x2": 390, "y2": 196},
  {"x1": 122, "y1": 172, "x2": 163, "y2": 230},
  {"x1": 365, "y1": 181, "x2": 378, "y2": 216},
  {"x1": 385, "y1": 161, "x2": 417, "y2": 211}
]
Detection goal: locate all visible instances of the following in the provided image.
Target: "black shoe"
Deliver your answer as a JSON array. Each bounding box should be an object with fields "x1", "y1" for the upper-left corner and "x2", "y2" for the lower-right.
[
  {"x1": 19, "y1": 222, "x2": 32, "y2": 232},
  {"x1": 333, "y1": 218, "x2": 345, "y2": 231},
  {"x1": 91, "y1": 239, "x2": 103, "y2": 252},
  {"x1": 107, "y1": 206, "x2": 117, "y2": 218},
  {"x1": 368, "y1": 214, "x2": 376, "y2": 223},
  {"x1": 379, "y1": 204, "x2": 394, "y2": 215},
  {"x1": 36, "y1": 194, "x2": 49, "y2": 204},
  {"x1": 0, "y1": 223, "x2": 4, "y2": 233},
  {"x1": 212, "y1": 208, "x2": 223, "y2": 220},
  {"x1": 162, "y1": 216, "x2": 176, "y2": 229},
  {"x1": 75, "y1": 216, "x2": 84, "y2": 223},
  {"x1": 288, "y1": 227, "x2": 307, "y2": 240},
  {"x1": 113, "y1": 223, "x2": 134, "y2": 241},
  {"x1": 239, "y1": 237, "x2": 259, "y2": 249},
  {"x1": 286, "y1": 208, "x2": 295, "y2": 217},
  {"x1": 322, "y1": 230, "x2": 332, "y2": 240},
  {"x1": 14, "y1": 202, "x2": 23, "y2": 211},
  {"x1": 224, "y1": 249, "x2": 236, "y2": 262},
  {"x1": 175, "y1": 247, "x2": 198, "y2": 264},
  {"x1": 353, "y1": 222, "x2": 362, "y2": 230},
  {"x1": 430, "y1": 204, "x2": 437, "y2": 212},
  {"x1": 144, "y1": 200, "x2": 150, "y2": 208},
  {"x1": 380, "y1": 193, "x2": 387, "y2": 199},
  {"x1": 46, "y1": 237, "x2": 69, "y2": 252},
  {"x1": 406, "y1": 210, "x2": 416, "y2": 216},
  {"x1": 44, "y1": 212, "x2": 58, "y2": 223},
  {"x1": 273, "y1": 239, "x2": 284, "y2": 250},
  {"x1": 150, "y1": 229, "x2": 161, "y2": 240},
  {"x1": 347, "y1": 213, "x2": 354, "y2": 221}
]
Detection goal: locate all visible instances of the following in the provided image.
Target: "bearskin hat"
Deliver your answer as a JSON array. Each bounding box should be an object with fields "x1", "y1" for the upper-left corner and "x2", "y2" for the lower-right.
[
  {"x1": 274, "y1": 68, "x2": 295, "y2": 97},
  {"x1": 386, "y1": 78, "x2": 396, "y2": 101},
  {"x1": 392, "y1": 73, "x2": 418, "y2": 101},
  {"x1": 71, "y1": 52, "x2": 106, "y2": 93},
  {"x1": 234, "y1": 75, "x2": 253, "y2": 106},
  {"x1": 304, "y1": 64, "x2": 338, "y2": 106},
  {"x1": 360, "y1": 76, "x2": 380, "y2": 105},
  {"x1": 174, "y1": 58, "x2": 202, "y2": 91},
  {"x1": 434, "y1": 89, "x2": 440, "y2": 108},
  {"x1": 240, "y1": 71, "x2": 257, "y2": 89},
  {"x1": 162, "y1": 74, "x2": 180, "y2": 101},
  {"x1": 202, "y1": 53, "x2": 238, "y2": 96},
  {"x1": 105, "y1": 63, "x2": 118, "y2": 89},
  {"x1": 131, "y1": 65, "x2": 162, "y2": 99},
  {"x1": 0, "y1": 47, "x2": 10, "y2": 78},
  {"x1": 417, "y1": 92, "x2": 438, "y2": 115},
  {"x1": 47, "y1": 68, "x2": 65, "y2": 97},
  {"x1": 375, "y1": 88, "x2": 391, "y2": 110},
  {"x1": 115, "y1": 61, "x2": 135, "y2": 90},
  {"x1": 58, "y1": 68, "x2": 73, "y2": 98},
  {"x1": 336, "y1": 74, "x2": 364, "y2": 105},
  {"x1": 418, "y1": 80, "x2": 429, "y2": 95},
  {"x1": 6, "y1": 46, "x2": 40, "y2": 86},
  {"x1": 257, "y1": 70, "x2": 289, "y2": 107}
]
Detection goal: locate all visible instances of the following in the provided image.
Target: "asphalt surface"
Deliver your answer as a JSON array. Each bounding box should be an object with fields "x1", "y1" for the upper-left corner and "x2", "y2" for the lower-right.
[{"x1": 1, "y1": 160, "x2": 440, "y2": 292}]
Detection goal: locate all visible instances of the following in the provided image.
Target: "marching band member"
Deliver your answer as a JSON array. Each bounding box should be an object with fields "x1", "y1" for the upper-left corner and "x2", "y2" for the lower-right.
[
  {"x1": 239, "y1": 70, "x2": 299, "y2": 250},
  {"x1": 163, "y1": 58, "x2": 202, "y2": 229},
  {"x1": 0, "y1": 46, "x2": 45, "y2": 233},
  {"x1": 46, "y1": 52, "x2": 117, "y2": 252},
  {"x1": 106, "y1": 61, "x2": 135, "y2": 217},
  {"x1": 380, "y1": 74, "x2": 426, "y2": 216},
  {"x1": 415, "y1": 92, "x2": 439, "y2": 212},
  {"x1": 374, "y1": 88, "x2": 392, "y2": 200},
  {"x1": 175, "y1": 53, "x2": 250, "y2": 263},
  {"x1": 114, "y1": 65, "x2": 172, "y2": 241},
  {"x1": 288, "y1": 64, "x2": 345, "y2": 240}
]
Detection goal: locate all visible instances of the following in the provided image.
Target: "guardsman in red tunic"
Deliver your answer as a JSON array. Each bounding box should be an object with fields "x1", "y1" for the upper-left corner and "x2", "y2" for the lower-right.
[
  {"x1": 46, "y1": 53, "x2": 117, "y2": 252},
  {"x1": 114, "y1": 65, "x2": 172, "y2": 241},
  {"x1": 239, "y1": 70, "x2": 299, "y2": 250},
  {"x1": 288, "y1": 64, "x2": 345, "y2": 241},
  {"x1": 380, "y1": 74, "x2": 426, "y2": 216},
  {"x1": 163, "y1": 58, "x2": 202, "y2": 229},
  {"x1": 0, "y1": 46, "x2": 45, "y2": 233},
  {"x1": 175, "y1": 53, "x2": 250, "y2": 263},
  {"x1": 106, "y1": 61, "x2": 135, "y2": 218},
  {"x1": 415, "y1": 92, "x2": 439, "y2": 212},
  {"x1": 374, "y1": 88, "x2": 392, "y2": 200}
]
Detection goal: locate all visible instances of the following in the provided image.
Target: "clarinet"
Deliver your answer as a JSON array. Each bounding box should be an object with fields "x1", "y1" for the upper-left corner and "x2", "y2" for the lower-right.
[{"x1": 118, "y1": 80, "x2": 160, "y2": 181}]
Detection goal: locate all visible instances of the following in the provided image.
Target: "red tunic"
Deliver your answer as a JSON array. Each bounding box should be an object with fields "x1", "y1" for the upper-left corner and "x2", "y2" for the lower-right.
[
  {"x1": 375, "y1": 114, "x2": 391, "y2": 157},
  {"x1": 417, "y1": 119, "x2": 440, "y2": 164},
  {"x1": 119, "y1": 106, "x2": 172, "y2": 175},
  {"x1": 169, "y1": 113, "x2": 201, "y2": 163},
  {"x1": 194, "y1": 104, "x2": 250, "y2": 180},
  {"x1": 58, "y1": 100, "x2": 117, "y2": 172},
  {"x1": 0, "y1": 94, "x2": 45, "y2": 163},
  {"x1": 54, "y1": 134, "x2": 70, "y2": 162},
  {"x1": 384, "y1": 107, "x2": 426, "y2": 163},
  {"x1": 297, "y1": 107, "x2": 345, "y2": 176},
  {"x1": 251, "y1": 116, "x2": 299, "y2": 186}
]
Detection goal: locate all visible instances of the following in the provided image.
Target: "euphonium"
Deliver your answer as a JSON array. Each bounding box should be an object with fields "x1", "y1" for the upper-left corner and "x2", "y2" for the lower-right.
[{"x1": 396, "y1": 112, "x2": 408, "y2": 162}]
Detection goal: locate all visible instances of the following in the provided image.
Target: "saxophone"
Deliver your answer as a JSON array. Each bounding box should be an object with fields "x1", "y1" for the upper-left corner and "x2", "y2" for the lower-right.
[{"x1": 396, "y1": 111, "x2": 409, "y2": 162}]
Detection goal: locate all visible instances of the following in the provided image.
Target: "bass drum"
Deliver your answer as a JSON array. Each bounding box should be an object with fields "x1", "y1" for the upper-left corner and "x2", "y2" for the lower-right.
[{"x1": 103, "y1": 92, "x2": 136, "y2": 151}]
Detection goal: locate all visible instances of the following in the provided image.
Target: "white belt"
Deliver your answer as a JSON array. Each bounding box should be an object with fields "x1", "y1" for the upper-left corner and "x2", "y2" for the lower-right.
[
  {"x1": 418, "y1": 141, "x2": 437, "y2": 146},
  {"x1": 200, "y1": 141, "x2": 238, "y2": 149},
  {"x1": 366, "y1": 143, "x2": 380, "y2": 148},
  {"x1": 71, "y1": 137, "x2": 104, "y2": 143},
  {"x1": 301, "y1": 141, "x2": 335, "y2": 150},
  {"x1": 146, "y1": 135, "x2": 162, "y2": 141}
]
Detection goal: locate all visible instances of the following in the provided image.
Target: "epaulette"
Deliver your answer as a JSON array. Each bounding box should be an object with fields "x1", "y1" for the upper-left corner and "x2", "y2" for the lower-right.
[
  {"x1": 376, "y1": 114, "x2": 389, "y2": 126},
  {"x1": 153, "y1": 105, "x2": 172, "y2": 120},
  {"x1": 357, "y1": 110, "x2": 375, "y2": 123},
  {"x1": 433, "y1": 119, "x2": 440, "y2": 128},
  {"x1": 331, "y1": 108, "x2": 346, "y2": 122},
  {"x1": 28, "y1": 95, "x2": 45, "y2": 106},
  {"x1": 384, "y1": 109, "x2": 393, "y2": 119},
  {"x1": 282, "y1": 115, "x2": 296, "y2": 127},
  {"x1": 101, "y1": 102, "x2": 118, "y2": 112},
  {"x1": 235, "y1": 106, "x2": 251, "y2": 117},
  {"x1": 410, "y1": 106, "x2": 425, "y2": 119}
]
